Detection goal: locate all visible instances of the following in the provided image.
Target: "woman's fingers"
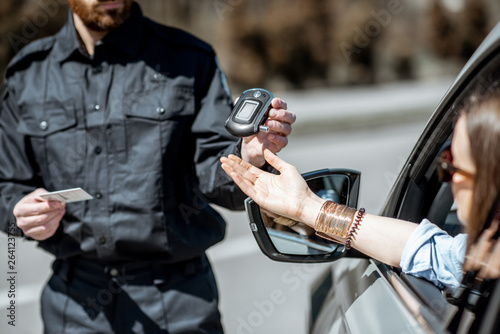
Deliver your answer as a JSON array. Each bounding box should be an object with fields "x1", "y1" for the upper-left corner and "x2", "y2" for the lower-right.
[
  {"x1": 481, "y1": 239, "x2": 500, "y2": 278},
  {"x1": 221, "y1": 156, "x2": 260, "y2": 198},
  {"x1": 224, "y1": 155, "x2": 260, "y2": 183},
  {"x1": 466, "y1": 221, "x2": 500, "y2": 279},
  {"x1": 263, "y1": 149, "x2": 291, "y2": 174}
]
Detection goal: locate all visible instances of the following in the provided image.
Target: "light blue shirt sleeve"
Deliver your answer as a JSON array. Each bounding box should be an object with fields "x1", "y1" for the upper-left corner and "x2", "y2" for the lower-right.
[{"x1": 400, "y1": 219, "x2": 467, "y2": 291}]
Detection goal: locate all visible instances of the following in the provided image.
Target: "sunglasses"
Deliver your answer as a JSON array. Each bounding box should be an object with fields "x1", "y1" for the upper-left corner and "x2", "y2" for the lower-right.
[{"x1": 436, "y1": 143, "x2": 474, "y2": 182}]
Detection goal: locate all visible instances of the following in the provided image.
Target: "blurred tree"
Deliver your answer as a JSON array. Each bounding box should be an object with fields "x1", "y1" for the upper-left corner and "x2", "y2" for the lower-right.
[
  {"x1": 459, "y1": 0, "x2": 489, "y2": 61},
  {"x1": 425, "y1": 0, "x2": 461, "y2": 59},
  {"x1": 331, "y1": 0, "x2": 380, "y2": 85},
  {"x1": 219, "y1": 0, "x2": 331, "y2": 90},
  {"x1": 0, "y1": 0, "x2": 67, "y2": 81},
  {"x1": 1, "y1": 0, "x2": 500, "y2": 88}
]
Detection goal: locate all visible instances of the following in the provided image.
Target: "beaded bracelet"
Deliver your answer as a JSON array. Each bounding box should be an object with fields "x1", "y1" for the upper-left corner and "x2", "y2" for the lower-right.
[{"x1": 344, "y1": 208, "x2": 366, "y2": 250}]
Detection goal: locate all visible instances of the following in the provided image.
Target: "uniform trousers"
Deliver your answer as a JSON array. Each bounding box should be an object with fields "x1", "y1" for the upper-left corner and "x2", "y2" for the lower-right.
[{"x1": 41, "y1": 255, "x2": 223, "y2": 334}]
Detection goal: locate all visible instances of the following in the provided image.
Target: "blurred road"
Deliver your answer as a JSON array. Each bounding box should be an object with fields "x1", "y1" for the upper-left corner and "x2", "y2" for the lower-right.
[{"x1": 0, "y1": 79, "x2": 452, "y2": 334}]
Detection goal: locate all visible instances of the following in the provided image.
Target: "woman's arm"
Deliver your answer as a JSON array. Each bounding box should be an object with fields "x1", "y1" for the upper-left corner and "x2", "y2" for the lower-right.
[{"x1": 221, "y1": 150, "x2": 418, "y2": 267}]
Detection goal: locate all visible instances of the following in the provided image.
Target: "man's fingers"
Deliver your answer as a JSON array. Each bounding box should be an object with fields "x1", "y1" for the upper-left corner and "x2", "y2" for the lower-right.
[
  {"x1": 271, "y1": 97, "x2": 287, "y2": 110},
  {"x1": 23, "y1": 216, "x2": 61, "y2": 240},
  {"x1": 265, "y1": 119, "x2": 292, "y2": 137},
  {"x1": 268, "y1": 107, "x2": 296, "y2": 126},
  {"x1": 17, "y1": 208, "x2": 65, "y2": 229},
  {"x1": 266, "y1": 133, "x2": 288, "y2": 151},
  {"x1": 27, "y1": 208, "x2": 64, "y2": 240},
  {"x1": 14, "y1": 200, "x2": 65, "y2": 218}
]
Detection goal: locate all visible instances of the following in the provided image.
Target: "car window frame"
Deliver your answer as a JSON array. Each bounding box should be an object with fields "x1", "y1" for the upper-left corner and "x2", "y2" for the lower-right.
[{"x1": 375, "y1": 23, "x2": 500, "y2": 333}]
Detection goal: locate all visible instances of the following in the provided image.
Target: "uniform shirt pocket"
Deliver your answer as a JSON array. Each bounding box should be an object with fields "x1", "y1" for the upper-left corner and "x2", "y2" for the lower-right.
[
  {"x1": 121, "y1": 85, "x2": 195, "y2": 173},
  {"x1": 16, "y1": 101, "x2": 85, "y2": 189},
  {"x1": 123, "y1": 85, "x2": 195, "y2": 120}
]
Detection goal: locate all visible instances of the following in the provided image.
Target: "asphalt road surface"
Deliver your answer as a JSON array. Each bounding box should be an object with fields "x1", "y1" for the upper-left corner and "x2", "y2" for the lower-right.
[{"x1": 0, "y1": 84, "x2": 441, "y2": 333}]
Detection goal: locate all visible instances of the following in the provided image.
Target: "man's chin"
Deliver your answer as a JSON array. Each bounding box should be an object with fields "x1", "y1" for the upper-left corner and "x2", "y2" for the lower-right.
[
  {"x1": 89, "y1": 17, "x2": 125, "y2": 32},
  {"x1": 69, "y1": 0, "x2": 132, "y2": 32}
]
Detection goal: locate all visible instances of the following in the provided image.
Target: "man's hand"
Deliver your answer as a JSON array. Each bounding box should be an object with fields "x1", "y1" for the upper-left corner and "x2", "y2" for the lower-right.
[
  {"x1": 240, "y1": 98, "x2": 296, "y2": 167},
  {"x1": 13, "y1": 188, "x2": 65, "y2": 240}
]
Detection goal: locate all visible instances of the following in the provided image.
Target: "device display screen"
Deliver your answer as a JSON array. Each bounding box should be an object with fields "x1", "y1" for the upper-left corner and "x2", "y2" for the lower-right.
[{"x1": 236, "y1": 100, "x2": 260, "y2": 121}]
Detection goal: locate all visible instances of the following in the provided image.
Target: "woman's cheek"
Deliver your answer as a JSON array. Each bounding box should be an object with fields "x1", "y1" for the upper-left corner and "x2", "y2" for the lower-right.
[{"x1": 454, "y1": 187, "x2": 474, "y2": 226}]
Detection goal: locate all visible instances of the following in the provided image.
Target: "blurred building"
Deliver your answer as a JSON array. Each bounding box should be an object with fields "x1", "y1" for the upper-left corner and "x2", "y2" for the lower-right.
[{"x1": 1, "y1": 0, "x2": 500, "y2": 91}]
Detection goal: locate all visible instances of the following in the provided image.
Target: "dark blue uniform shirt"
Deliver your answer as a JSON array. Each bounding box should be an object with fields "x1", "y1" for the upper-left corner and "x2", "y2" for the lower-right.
[{"x1": 0, "y1": 3, "x2": 247, "y2": 263}]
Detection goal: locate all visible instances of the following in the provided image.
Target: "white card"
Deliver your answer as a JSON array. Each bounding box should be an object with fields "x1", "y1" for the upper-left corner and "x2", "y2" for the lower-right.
[{"x1": 39, "y1": 188, "x2": 93, "y2": 203}]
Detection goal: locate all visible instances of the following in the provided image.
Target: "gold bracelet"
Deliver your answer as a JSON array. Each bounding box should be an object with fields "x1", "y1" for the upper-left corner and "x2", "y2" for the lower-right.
[
  {"x1": 314, "y1": 201, "x2": 357, "y2": 240},
  {"x1": 314, "y1": 201, "x2": 337, "y2": 234}
]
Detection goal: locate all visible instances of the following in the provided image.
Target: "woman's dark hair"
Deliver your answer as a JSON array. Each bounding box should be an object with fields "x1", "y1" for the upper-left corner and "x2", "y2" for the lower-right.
[{"x1": 461, "y1": 94, "x2": 500, "y2": 246}]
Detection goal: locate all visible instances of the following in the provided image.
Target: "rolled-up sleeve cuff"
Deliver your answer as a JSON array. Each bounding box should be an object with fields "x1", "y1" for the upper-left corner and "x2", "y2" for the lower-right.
[{"x1": 400, "y1": 219, "x2": 467, "y2": 290}]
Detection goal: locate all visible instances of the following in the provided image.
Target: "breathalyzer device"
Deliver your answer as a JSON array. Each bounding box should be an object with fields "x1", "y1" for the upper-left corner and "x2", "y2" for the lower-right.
[{"x1": 225, "y1": 88, "x2": 274, "y2": 137}]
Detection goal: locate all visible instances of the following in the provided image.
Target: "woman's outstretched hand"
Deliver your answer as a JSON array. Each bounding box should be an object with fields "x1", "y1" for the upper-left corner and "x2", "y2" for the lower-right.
[{"x1": 220, "y1": 150, "x2": 323, "y2": 225}]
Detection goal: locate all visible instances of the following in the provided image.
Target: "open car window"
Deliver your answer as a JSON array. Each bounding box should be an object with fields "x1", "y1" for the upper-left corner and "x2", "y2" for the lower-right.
[
  {"x1": 382, "y1": 28, "x2": 500, "y2": 333},
  {"x1": 396, "y1": 50, "x2": 500, "y2": 234}
]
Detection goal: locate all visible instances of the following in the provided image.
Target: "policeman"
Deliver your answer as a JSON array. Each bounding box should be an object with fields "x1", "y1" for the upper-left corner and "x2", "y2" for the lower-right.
[{"x1": 0, "y1": 1, "x2": 296, "y2": 333}]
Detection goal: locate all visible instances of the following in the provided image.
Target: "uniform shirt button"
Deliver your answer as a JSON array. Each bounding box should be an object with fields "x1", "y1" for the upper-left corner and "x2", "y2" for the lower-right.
[
  {"x1": 95, "y1": 192, "x2": 102, "y2": 199},
  {"x1": 94, "y1": 104, "x2": 101, "y2": 111},
  {"x1": 156, "y1": 107, "x2": 165, "y2": 115},
  {"x1": 94, "y1": 146, "x2": 102, "y2": 155},
  {"x1": 98, "y1": 236, "x2": 106, "y2": 244},
  {"x1": 93, "y1": 65, "x2": 103, "y2": 74},
  {"x1": 109, "y1": 268, "x2": 119, "y2": 277},
  {"x1": 39, "y1": 121, "x2": 48, "y2": 130}
]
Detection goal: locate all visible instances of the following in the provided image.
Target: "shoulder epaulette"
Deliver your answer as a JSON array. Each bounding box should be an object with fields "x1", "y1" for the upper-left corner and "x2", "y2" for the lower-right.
[{"x1": 5, "y1": 36, "x2": 56, "y2": 78}]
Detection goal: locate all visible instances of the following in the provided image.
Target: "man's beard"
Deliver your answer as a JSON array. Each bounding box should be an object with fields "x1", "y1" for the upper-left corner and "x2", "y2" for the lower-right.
[{"x1": 68, "y1": 0, "x2": 133, "y2": 32}]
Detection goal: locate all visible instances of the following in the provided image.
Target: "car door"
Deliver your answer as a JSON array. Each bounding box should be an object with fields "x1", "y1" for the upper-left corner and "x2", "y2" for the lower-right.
[{"x1": 309, "y1": 21, "x2": 500, "y2": 334}]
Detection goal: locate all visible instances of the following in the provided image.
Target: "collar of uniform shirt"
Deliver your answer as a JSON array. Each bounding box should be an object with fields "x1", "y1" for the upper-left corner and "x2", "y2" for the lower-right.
[
  {"x1": 53, "y1": 2, "x2": 145, "y2": 63},
  {"x1": 101, "y1": 2, "x2": 144, "y2": 58}
]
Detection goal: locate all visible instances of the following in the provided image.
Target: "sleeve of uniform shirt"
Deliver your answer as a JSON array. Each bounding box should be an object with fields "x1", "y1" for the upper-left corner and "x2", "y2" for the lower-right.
[
  {"x1": 0, "y1": 81, "x2": 40, "y2": 237},
  {"x1": 191, "y1": 54, "x2": 248, "y2": 211},
  {"x1": 399, "y1": 219, "x2": 467, "y2": 291}
]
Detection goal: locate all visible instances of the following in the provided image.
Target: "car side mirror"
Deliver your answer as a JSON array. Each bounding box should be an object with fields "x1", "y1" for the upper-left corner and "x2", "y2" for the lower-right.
[{"x1": 245, "y1": 169, "x2": 361, "y2": 263}]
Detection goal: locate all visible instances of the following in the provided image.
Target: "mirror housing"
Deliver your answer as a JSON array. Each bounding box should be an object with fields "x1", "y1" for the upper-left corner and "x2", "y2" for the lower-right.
[{"x1": 245, "y1": 169, "x2": 362, "y2": 263}]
